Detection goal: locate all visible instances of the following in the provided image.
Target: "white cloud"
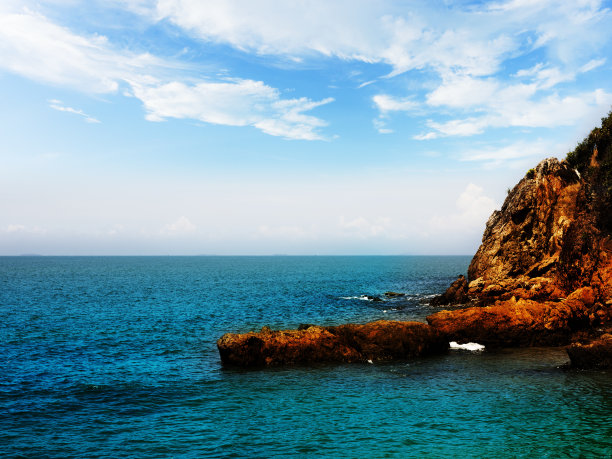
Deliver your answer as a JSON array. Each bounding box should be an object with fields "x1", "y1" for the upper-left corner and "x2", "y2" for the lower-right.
[
  {"x1": 580, "y1": 58, "x2": 606, "y2": 73},
  {"x1": 153, "y1": 0, "x2": 522, "y2": 78},
  {"x1": 430, "y1": 184, "x2": 497, "y2": 233},
  {"x1": 514, "y1": 64, "x2": 574, "y2": 89},
  {"x1": 426, "y1": 75, "x2": 498, "y2": 108},
  {"x1": 161, "y1": 216, "x2": 196, "y2": 235},
  {"x1": 373, "y1": 94, "x2": 418, "y2": 113},
  {"x1": 372, "y1": 118, "x2": 393, "y2": 134},
  {"x1": 415, "y1": 76, "x2": 612, "y2": 140},
  {"x1": 49, "y1": 99, "x2": 100, "y2": 123},
  {"x1": 1, "y1": 1, "x2": 611, "y2": 143},
  {"x1": 151, "y1": 0, "x2": 611, "y2": 81},
  {"x1": 130, "y1": 79, "x2": 333, "y2": 140},
  {"x1": 154, "y1": 0, "x2": 387, "y2": 62},
  {"x1": 372, "y1": 94, "x2": 418, "y2": 134},
  {"x1": 458, "y1": 139, "x2": 565, "y2": 168},
  {"x1": 0, "y1": 5, "x2": 332, "y2": 140},
  {"x1": 0, "y1": 7, "x2": 159, "y2": 93},
  {"x1": 6, "y1": 224, "x2": 26, "y2": 233},
  {"x1": 420, "y1": 117, "x2": 490, "y2": 139}
]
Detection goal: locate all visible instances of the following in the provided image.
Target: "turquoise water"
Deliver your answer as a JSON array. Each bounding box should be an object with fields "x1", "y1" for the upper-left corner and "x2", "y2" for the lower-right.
[{"x1": 1, "y1": 256, "x2": 610, "y2": 457}]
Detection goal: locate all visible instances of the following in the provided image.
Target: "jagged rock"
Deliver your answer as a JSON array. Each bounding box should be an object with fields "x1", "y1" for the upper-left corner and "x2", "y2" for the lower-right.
[
  {"x1": 431, "y1": 275, "x2": 469, "y2": 305},
  {"x1": 217, "y1": 320, "x2": 448, "y2": 367},
  {"x1": 566, "y1": 334, "x2": 612, "y2": 369},
  {"x1": 431, "y1": 138, "x2": 612, "y2": 351},
  {"x1": 468, "y1": 158, "x2": 582, "y2": 296}
]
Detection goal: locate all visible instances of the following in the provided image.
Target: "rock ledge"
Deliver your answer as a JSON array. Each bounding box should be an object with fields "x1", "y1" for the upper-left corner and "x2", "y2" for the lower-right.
[{"x1": 217, "y1": 320, "x2": 447, "y2": 367}]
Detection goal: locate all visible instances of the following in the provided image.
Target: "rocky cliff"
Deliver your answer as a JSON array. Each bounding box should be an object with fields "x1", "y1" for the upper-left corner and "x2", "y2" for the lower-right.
[
  {"x1": 428, "y1": 110, "x2": 612, "y2": 361},
  {"x1": 217, "y1": 111, "x2": 612, "y2": 368}
]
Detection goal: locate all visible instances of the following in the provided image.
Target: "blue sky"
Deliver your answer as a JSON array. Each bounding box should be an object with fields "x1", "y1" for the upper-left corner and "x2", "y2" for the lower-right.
[{"x1": 1, "y1": 0, "x2": 612, "y2": 255}]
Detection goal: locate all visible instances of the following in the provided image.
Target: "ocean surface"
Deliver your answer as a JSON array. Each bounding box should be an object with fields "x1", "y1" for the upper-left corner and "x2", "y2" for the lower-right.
[{"x1": 1, "y1": 256, "x2": 611, "y2": 458}]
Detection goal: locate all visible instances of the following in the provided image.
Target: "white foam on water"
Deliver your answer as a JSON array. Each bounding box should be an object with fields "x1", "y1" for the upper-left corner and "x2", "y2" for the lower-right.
[
  {"x1": 449, "y1": 341, "x2": 485, "y2": 351},
  {"x1": 340, "y1": 295, "x2": 378, "y2": 301}
]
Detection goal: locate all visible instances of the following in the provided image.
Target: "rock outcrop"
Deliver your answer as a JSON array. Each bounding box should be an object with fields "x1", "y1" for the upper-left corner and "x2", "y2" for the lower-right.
[
  {"x1": 217, "y1": 320, "x2": 447, "y2": 367},
  {"x1": 428, "y1": 110, "x2": 612, "y2": 363},
  {"x1": 217, "y1": 111, "x2": 612, "y2": 368},
  {"x1": 427, "y1": 156, "x2": 612, "y2": 349},
  {"x1": 428, "y1": 287, "x2": 597, "y2": 347}
]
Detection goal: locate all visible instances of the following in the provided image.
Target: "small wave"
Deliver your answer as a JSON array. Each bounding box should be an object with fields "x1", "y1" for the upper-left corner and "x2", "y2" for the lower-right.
[
  {"x1": 340, "y1": 295, "x2": 380, "y2": 302},
  {"x1": 449, "y1": 341, "x2": 485, "y2": 351}
]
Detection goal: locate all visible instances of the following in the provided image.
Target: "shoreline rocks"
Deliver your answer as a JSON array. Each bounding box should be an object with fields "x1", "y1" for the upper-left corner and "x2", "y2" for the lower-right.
[
  {"x1": 217, "y1": 320, "x2": 448, "y2": 367},
  {"x1": 426, "y1": 287, "x2": 597, "y2": 348}
]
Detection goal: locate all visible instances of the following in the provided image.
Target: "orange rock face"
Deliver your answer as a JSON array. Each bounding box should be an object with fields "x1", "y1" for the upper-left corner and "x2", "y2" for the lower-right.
[
  {"x1": 468, "y1": 159, "x2": 582, "y2": 287},
  {"x1": 430, "y1": 156, "x2": 612, "y2": 349},
  {"x1": 427, "y1": 288, "x2": 598, "y2": 347},
  {"x1": 217, "y1": 320, "x2": 448, "y2": 367}
]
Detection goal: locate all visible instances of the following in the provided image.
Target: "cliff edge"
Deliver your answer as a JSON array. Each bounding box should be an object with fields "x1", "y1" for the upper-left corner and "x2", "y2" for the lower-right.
[{"x1": 428, "y1": 110, "x2": 612, "y2": 362}]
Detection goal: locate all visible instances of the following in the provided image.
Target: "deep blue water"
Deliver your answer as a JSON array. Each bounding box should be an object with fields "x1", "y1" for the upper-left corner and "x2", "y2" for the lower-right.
[{"x1": 1, "y1": 256, "x2": 611, "y2": 458}]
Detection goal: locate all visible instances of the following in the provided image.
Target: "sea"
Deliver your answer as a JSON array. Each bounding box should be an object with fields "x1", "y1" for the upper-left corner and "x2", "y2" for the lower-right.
[{"x1": 1, "y1": 256, "x2": 611, "y2": 458}]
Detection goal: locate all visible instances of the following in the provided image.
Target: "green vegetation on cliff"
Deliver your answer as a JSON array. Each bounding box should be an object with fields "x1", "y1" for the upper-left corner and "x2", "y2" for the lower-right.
[{"x1": 566, "y1": 109, "x2": 612, "y2": 233}]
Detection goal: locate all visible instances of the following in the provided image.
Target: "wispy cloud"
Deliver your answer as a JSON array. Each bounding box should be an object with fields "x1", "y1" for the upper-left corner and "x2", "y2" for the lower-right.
[
  {"x1": 129, "y1": 79, "x2": 333, "y2": 140},
  {"x1": 48, "y1": 99, "x2": 100, "y2": 123},
  {"x1": 150, "y1": 0, "x2": 611, "y2": 79},
  {"x1": 0, "y1": 4, "x2": 334, "y2": 140},
  {"x1": 580, "y1": 58, "x2": 606, "y2": 73},
  {"x1": 414, "y1": 85, "x2": 612, "y2": 140},
  {"x1": 373, "y1": 94, "x2": 418, "y2": 114},
  {"x1": 458, "y1": 139, "x2": 564, "y2": 168},
  {"x1": 1, "y1": 1, "x2": 611, "y2": 144}
]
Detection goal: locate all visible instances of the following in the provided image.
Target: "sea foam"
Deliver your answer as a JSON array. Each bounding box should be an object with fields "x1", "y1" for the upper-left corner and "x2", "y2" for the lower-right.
[{"x1": 449, "y1": 341, "x2": 485, "y2": 351}]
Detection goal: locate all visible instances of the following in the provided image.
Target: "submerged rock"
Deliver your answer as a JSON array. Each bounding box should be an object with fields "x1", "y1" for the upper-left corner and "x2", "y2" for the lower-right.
[{"x1": 217, "y1": 320, "x2": 448, "y2": 367}]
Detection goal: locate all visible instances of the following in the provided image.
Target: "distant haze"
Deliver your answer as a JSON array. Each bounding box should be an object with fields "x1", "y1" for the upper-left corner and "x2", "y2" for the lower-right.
[{"x1": 1, "y1": 1, "x2": 611, "y2": 255}]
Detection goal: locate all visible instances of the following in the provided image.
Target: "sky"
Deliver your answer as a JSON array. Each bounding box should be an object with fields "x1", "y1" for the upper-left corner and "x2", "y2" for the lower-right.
[{"x1": 1, "y1": 0, "x2": 612, "y2": 255}]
